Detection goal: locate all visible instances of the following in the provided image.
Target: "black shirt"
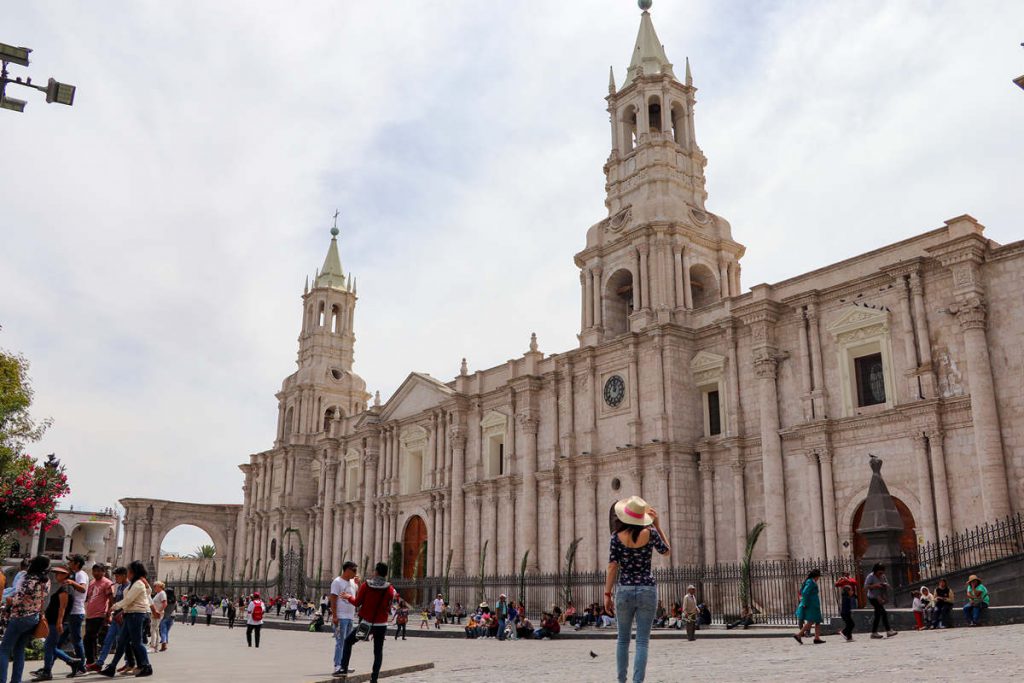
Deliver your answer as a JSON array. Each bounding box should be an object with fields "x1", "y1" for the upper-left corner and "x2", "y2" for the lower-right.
[{"x1": 45, "y1": 585, "x2": 71, "y2": 623}]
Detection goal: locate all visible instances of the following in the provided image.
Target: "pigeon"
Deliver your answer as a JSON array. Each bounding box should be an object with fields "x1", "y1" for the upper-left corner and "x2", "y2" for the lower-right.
[{"x1": 590, "y1": 651, "x2": 598, "y2": 659}]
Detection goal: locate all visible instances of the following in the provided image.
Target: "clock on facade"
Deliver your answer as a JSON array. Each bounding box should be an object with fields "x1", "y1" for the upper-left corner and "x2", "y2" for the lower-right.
[{"x1": 603, "y1": 374, "x2": 626, "y2": 408}]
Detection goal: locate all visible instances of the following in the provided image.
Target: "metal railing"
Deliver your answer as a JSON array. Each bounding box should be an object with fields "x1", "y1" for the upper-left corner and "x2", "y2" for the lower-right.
[{"x1": 914, "y1": 512, "x2": 1024, "y2": 581}]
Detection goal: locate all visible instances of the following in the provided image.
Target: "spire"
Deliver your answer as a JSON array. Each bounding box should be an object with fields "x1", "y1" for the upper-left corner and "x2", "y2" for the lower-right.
[
  {"x1": 620, "y1": 2, "x2": 675, "y2": 90},
  {"x1": 315, "y1": 215, "x2": 347, "y2": 290},
  {"x1": 685, "y1": 56, "x2": 692, "y2": 86},
  {"x1": 608, "y1": 66, "x2": 616, "y2": 94},
  {"x1": 460, "y1": 358, "x2": 468, "y2": 376}
]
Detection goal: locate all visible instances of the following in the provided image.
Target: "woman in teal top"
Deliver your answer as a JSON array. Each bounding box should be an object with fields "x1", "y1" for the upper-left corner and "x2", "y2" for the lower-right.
[{"x1": 793, "y1": 568, "x2": 825, "y2": 644}]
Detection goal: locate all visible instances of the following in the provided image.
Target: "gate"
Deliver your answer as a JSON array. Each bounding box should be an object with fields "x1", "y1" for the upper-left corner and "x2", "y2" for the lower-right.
[{"x1": 280, "y1": 548, "x2": 305, "y2": 599}]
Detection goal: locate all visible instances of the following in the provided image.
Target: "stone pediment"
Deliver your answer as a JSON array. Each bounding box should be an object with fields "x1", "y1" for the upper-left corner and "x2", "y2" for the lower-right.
[
  {"x1": 690, "y1": 350, "x2": 726, "y2": 385},
  {"x1": 379, "y1": 372, "x2": 456, "y2": 422},
  {"x1": 826, "y1": 306, "x2": 889, "y2": 340}
]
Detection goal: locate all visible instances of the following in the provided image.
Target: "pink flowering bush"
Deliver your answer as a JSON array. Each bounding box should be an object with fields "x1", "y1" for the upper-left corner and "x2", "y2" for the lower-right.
[{"x1": 0, "y1": 453, "x2": 70, "y2": 537}]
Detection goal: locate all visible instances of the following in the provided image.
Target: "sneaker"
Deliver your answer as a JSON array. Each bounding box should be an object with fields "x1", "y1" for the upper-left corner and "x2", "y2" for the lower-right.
[
  {"x1": 134, "y1": 665, "x2": 154, "y2": 677},
  {"x1": 812, "y1": 638, "x2": 826, "y2": 645},
  {"x1": 333, "y1": 670, "x2": 345, "y2": 677},
  {"x1": 97, "y1": 667, "x2": 116, "y2": 678},
  {"x1": 886, "y1": 631, "x2": 898, "y2": 638},
  {"x1": 86, "y1": 664, "x2": 102, "y2": 673},
  {"x1": 870, "y1": 632, "x2": 883, "y2": 639},
  {"x1": 32, "y1": 674, "x2": 53, "y2": 682}
]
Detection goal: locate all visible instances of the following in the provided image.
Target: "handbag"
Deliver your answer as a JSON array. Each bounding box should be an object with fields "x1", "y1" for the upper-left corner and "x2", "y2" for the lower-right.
[
  {"x1": 353, "y1": 619, "x2": 372, "y2": 641},
  {"x1": 34, "y1": 615, "x2": 48, "y2": 639}
]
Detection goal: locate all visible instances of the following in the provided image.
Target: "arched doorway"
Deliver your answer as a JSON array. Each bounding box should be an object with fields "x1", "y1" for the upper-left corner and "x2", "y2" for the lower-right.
[
  {"x1": 603, "y1": 269, "x2": 635, "y2": 337},
  {"x1": 402, "y1": 516, "x2": 427, "y2": 579},
  {"x1": 851, "y1": 497, "x2": 919, "y2": 584}
]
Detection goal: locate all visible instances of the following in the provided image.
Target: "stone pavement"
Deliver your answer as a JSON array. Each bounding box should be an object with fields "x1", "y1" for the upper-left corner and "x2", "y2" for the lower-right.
[{"x1": 104, "y1": 620, "x2": 1024, "y2": 682}]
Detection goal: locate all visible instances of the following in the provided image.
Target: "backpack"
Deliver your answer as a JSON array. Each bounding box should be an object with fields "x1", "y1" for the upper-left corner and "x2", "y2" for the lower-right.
[{"x1": 252, "y1": 600, "x2": 264, "y2": 621}]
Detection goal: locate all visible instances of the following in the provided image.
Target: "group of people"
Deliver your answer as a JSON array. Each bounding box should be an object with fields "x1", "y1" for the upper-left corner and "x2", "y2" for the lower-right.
[{"x1": 0, "y1": 554, "x2": 159, "y2": 682}]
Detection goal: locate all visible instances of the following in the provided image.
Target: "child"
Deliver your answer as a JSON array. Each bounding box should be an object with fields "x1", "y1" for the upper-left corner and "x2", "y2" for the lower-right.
[
  {"x1": 420, "y1": 608, "x2": 430, "y2": 629},
  {"x1": 835, "y1": 573, "x2": 857, "y2": 642},
  {"x1": 464, "y1": 615, "x2": 478, "y2": 639},
  {"x1": 189, "y1": 604, "x2": 199, "y2": 626},
  {"x1": 394, "y1": 601, "x2": 409, "y2": 640},
  {"x1": 911, "y1": 590, "x2": 925, "y2": 630},
  {"x1": 920, "y1": 586, "x2": 935, "y2": 626}
]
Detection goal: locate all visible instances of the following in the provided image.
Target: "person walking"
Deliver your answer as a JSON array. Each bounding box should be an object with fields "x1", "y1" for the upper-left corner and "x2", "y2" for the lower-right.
[
  {"x1": 603, "y1": 495, "x2": 671, "y2": 683},
  {"x1": 226, "y1": 601, "x2": 237, "y2": 629},
  {"x1": 148, "y1": 582, "x2": 167, "y2": 653},
  {"x1": 0, "y1": 555, "x2": 50, "y2": 683},
  {"x1": 83, "y1": 563, "x2": 113, "y2": 668},
  {"x1": 835, "y1": 573, "x2": 857, "y2": 641},
  {"x1": 494, "y1": 595, "x2": 508, "y2": 641},
  {"x1": 393, "y1": 601, "x2": 409, "y2": 641},
  {"x1": 35, "y1": 566, "x2": 84, "y2": 681},
  {"x1": 204, "y1": 601, "x2": 215, "y2": 626},
  {"x1": 245, "y1": 593, "x2": 265, "y2": 648},
  {"x1": 864, "y1": 563, "x2": 897, "y2": 639},
  {"x1": 682, "y1": 586, "x2": 699, "y2": 642},
  {"x1": 98, "y1": 560, "x2": 153, "y2": 678},
  {"x1": 337, "y1": 562, "x2": 399, "y2": 683},
  {"x1": 188, "y1": 604, "x2": 198, "y2": 626},
  {"x1": 793, "y1": 569, "x2": 826, "y2": 644},
  {"x1": 87, "y1": 567, "x2": 131, "y2": 674},
  {"x1": 158, "y1": 587, "x2": 175, "y2": 652},
  {"x1": 63, "y1": 555, "x2": 89, "y2": 675},
  {"x1": 330, "y1": 561, "x2": 359, "y2": 677}
]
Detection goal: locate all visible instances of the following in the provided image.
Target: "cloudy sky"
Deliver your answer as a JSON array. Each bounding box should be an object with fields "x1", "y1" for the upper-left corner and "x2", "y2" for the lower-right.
[{"x1": 3, "y1": 0, "x2": 1021, "y2": 553}]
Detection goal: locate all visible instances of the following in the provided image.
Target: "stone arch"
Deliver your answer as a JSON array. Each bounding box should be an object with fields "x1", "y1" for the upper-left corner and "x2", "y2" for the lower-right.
[
  {"x1": 689, "y1": 262, "x2": 719, "y2": 308},
  {"x1": 670, "y1": 100, "x2": 686, "y2": 145},
  {"x1": 603, "y1": 268, "x2": 635, "y2": 337},
  {"x1": 618, "y1": 103, "x2": 638, "y2": 152},
  {"x1": 646, "y1": 93, "x2": 662, "y2": 132},
  {"x1": 837, "y1": 484, "x2": 921, "y2": 556},
  {"x1": 401, "y1": 514, "x2": 428, "y2": 580}
]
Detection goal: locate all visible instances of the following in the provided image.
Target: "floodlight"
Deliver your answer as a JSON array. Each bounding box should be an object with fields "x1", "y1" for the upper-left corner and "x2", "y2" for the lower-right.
[
  {"x1": 45, "y1": 77, "x2": 75, "y2": 106},
  {"x1": 0, "y1": 43, "x2": 31, "y2": 67},
  {"x1": 0, "y1": 96, "x2": 27, "y2": 113}
]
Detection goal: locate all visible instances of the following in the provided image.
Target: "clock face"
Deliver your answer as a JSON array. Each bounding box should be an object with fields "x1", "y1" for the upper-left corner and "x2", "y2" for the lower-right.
[{"x1": 603, "y1": 375, "x2": 626, "y2": 408}]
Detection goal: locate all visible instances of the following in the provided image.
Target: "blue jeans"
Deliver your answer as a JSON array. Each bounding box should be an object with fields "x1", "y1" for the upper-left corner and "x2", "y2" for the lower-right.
[
  {"x1": 614, "y1": 585, "x2": 658, "y2": 683},
  {"x1": 333, "y1": 619, "x2": 352, "y2": 669},
  {"x1": 108, "y1": 614, "x2": 150, "y2": 670},
  {"x1": 65, "y1": 614, "x2": 85, "y2": 662},
  {"x1": 963, "y1": 602, "x2": 987, "y2": 625},
  {"x1": 497, "y1": 618, "x2": 506, "y2": 641},
  {"x1": 43, "y1": 622, "x2": 77, "y2": 673},
  {"x1": 0, "y1": 613, "x2": 39, "y2": 683},
  {"x1": 159, "y1": 615, "x2": 174, "y2": 644},
  {"x1": 96, "y1": 621, "x2": 121, "y2": 664}
]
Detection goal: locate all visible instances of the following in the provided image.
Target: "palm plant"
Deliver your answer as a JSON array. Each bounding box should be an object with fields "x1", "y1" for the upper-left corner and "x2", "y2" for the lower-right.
[
  {"x1": 476, "y1": 540, "x2": 489, "y2": 606},
  {"x1": 389, "y1": 542, "x2": 403, "y2": 578},
  {"x1": 191, "y1": 544, "x2": 216, "y2": 559},
  {"x1": 739, "y1": 521, "x2": 767, "y2": 612},
  {"x1": 517, "y1": 550, "x2": 530, "y2": 608},
  {"x1": 412, "y1": 541, "x2": 427, "y2": 579},
  {"x1": 442, "y1": 548, "x2": 454, "y2": 602},
  {"x1": 561, "y1": 537, "x2": 582, "y2": 607}
]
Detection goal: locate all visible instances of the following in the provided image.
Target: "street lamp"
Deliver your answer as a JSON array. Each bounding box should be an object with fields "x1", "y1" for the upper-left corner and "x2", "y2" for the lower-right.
[{"x1": 1, "y1": 41, "x2": 76, "y2": 113}]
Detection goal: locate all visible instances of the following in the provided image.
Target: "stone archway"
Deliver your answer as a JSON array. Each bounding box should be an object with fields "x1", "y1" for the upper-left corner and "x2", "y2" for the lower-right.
[
  {"x1": 120, "y1": 498, "x2": 241, "y2": 582},
  {"x1": 851, "y1": 496, "x2": 919, "y2": 584},
  {"x1": 402, "y1": 515, "x2": 427, "y2": 579}
]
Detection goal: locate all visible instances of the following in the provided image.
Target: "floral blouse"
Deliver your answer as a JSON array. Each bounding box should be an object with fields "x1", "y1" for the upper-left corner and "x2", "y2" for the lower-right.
[
  {"x1": 609, "y1": 527, "x2": 669, "y2": 586},
  {"x1": 10, "y1": 574, "x2": 50, "y2": 619}
]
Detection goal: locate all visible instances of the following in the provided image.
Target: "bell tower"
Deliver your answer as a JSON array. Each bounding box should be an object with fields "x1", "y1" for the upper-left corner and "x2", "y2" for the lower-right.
[
  {"x1": 276, "y1": 218, "x2": 370, "y2": 444},
  {"x1": 576, "y1": 1, "x2": 745, "y2": 346}
]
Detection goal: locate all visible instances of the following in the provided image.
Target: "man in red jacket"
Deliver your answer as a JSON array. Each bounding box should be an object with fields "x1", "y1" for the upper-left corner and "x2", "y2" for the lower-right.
[{"x1": 337, "y1": 562, "x2": 398, "y2": 682}]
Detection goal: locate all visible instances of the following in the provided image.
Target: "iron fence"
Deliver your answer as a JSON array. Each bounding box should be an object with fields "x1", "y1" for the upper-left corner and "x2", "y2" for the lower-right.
[{"x1": 915, "y1": 512, "x2": 1024, "y2": 582}]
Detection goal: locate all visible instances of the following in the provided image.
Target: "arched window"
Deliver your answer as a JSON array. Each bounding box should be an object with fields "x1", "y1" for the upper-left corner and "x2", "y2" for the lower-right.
[
  {"x1": 318, "y1": 301, "x2": 325, "y2": 327},
  {"x1": 284, "y1": 406, "x2": 294, "y2": 437},
  {"x1": 603, "y1": 268, "x2": 635, "y2": 336},
  {"x1": 689, "y1": 263, "x2": 720, "y2": 308},
  {"x1": 331, "y1": 305, "x2": 340, "y2": 334},
  {"x1": 670, "y1": 102, "x2": 686, "y2": 145},
  {"x1": 619, "y1": 104, "x2": 638, "y2": 153},
  {"x1": 304, "y1": 305, "x2": 314, "y2": 333},
  {"x1": 647, "y1": 95, "x2": 662, "y2": 132}
]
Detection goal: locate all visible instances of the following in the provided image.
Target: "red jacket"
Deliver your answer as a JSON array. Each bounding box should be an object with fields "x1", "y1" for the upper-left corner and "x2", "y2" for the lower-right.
[{"x1": 345, "y1": 579, "x2": 397, "y2": 624}]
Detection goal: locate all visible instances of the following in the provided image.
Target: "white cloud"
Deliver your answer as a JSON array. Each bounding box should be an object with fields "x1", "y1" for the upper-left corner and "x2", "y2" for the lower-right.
[{"x1": 2, "y1": 1, "x2": 1021, "y2": 545}]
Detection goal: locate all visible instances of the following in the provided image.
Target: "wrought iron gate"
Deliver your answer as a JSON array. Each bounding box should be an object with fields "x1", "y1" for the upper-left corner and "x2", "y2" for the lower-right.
[{"x1": 280, "y1": 548, "x2": 304, "y2": 598}]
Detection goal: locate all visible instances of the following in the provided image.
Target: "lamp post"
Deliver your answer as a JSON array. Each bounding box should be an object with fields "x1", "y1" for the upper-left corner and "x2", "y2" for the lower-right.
[
  {"x1": 1, "y1": 42, "x2": 76, "y2": 113},
  {"x1": 35, "y1": 453, "x2": 62, "y2": 555}
]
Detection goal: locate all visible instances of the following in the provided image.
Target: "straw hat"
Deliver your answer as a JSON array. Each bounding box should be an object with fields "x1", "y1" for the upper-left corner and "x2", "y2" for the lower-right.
[
  {"x1": 51, "y1": 566, "x2": 70, "y2": 576},
  {"x1": 966, "y1": 575, "x2": 981, "y2": 584},
  {"x1": 613, "y1": 495, "x2": 652, "y2": 526}
]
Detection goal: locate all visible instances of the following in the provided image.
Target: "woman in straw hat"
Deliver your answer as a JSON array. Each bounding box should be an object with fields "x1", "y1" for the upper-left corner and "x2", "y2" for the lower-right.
[{"x1": 603, "y1": 495, "x2": 671, "y2": 683}]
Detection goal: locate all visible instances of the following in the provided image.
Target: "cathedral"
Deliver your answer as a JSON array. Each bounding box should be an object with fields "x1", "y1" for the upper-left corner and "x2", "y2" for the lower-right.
[{"x1": 120, "y1": 5, "x2": 1023, "y2": 585}]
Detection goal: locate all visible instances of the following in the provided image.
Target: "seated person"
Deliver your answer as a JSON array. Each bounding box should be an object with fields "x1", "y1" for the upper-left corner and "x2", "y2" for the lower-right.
[
  {"x1": 697, "y1": 602, "x2": 712, "y2": 629},
  {"x1": 562, "y1": 601, "x2": 576, "y2": 626},
  {"x1": 534, "y1": 612, "x2": 561, "y2": 639},
  {"x1": 963, "y1": 575, "x2": 989, "y2": 626},
  {"x1": 726, "y1": 606, "x2": 754, "y2": 630},
  {"x1": 516, "y1": 615, "x2": 534, "y2": 639},
  {"x1": 653, "y1": 600, "x2": 668, "y2": 628},
  {"x1": 599, "y1": 606, "x2": 616, "y2": 628},
  {"x1": 485, "y1": 613, "x2": 499, "y2": 638},
  {"x1": 464, "y1": 615, "x2": 479, "y2": 638}
]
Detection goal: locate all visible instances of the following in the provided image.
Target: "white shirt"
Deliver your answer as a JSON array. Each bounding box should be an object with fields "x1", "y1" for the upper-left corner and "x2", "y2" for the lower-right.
[
  {"x1": 432, "y1": 598, "x2": 445, "y2": 614},
  {"x1": 70, "y1": 570, "x2": 89, "y2": 615},
  {"x1": 330, "y1": 577, "x2": 357, "y2": 620},
  {"x1": 151, "y1": 590, "x2": 167, "y2": 617}
]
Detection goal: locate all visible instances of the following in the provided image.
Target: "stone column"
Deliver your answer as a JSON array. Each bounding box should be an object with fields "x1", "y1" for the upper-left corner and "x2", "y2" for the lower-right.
[
  {"x1": 361, "y1": 450, "x2": 379, "y2": 565},
  {"x1": 305, "y1": 513, "x2": 315, "y2": 577},
  {"x1": 818, "y1": 449, "x2": 839, "y2": 560},
  {"x1": 805, "y1": 452, "x2": 826, "y2": 559},
  {"x1": 581, "y1": 271, "x2": 591, "y2": 329},
  {"x1": 449, "y1": 425, "x2": 467, "y2": 574},
  {"x1": 426, "y1": 419, "x2": 436, "y2": 490},
  {"x1": 899, "y1": 276, "x2": 922, "y2": 400},
  {"x1": 807, "y1": 303, "x2": 827, "y2": 419},
  {"x1": 752, "y1": 339, "x2": 788, "y2": 559},
  {"x1": 560, "y1": 462, "x2": 576, "y2": 563},
  {"x1": 731, "y1": 458, "x2": 747, "y2": 562},
  {"x1": 581, "y1": 471, "x2": 598, "y2": 571},
  {"x1": 638, "y1": 242, "x2": 650, "y2": 311},
  {"x1": 331, "y1": 504, "x2": 343, "y2": 573},
  {"x1": 518, "y1": 413, "x2": 540, "y2": 571},
  {"x1": 953, "y1": 297, "x2": 1010, "y2": 520},
  {"x1": 592, "y1": 267, "x2": 603, "y2": 329},
  {"x1": 795, "y1": 307, "x2": 813, "y2": 421},
  {"x1": 926, "y1": 429, "x2": 953, "y2": 539},
  {"x1": 910, "y1": 272, "x2": 936, "y2": 397},
  {"x1": 681, "y1": 247, "x2": 693, "y2": 309},
  {"x1": 719, "y1": 259, "x2": 730, "y2": 298},
  {"x1": 912, "y1": 433, "x2": 938, "y2": 547},
  {"x1": 321, "y1": 462, "x2": 337, "y2": 574},
  {"x1": 673, "y1": 246, "x2": 685, "y2": 310},
  {"x1": 656, "y1": 461, "x2": 672, "y2": 567},
  {"x1": 700, "y1": 455, "x2": 716, "y2": 564},
  {"x1": 487, "y1": 490, "x2": 498, "y2": 575}
]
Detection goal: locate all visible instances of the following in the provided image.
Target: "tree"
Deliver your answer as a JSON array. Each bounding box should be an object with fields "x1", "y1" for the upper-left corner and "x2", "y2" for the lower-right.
[
  {"x1": 739, "y1": 521, "x2": 767, "y2": 612},
  {"x1": 561, "y1": 538, "x2": 582, "y2": 608},
  {"x1": 0, "y1": 349, "x2": 68, "y2": 554},
  {"x1": 191, "y1": 544, "x2": 216, "y2": 559}
]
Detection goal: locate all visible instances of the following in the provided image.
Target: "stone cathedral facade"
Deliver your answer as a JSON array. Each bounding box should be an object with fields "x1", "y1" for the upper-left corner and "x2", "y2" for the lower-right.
[{"x1": 121, "y1": 7, "x2": 1022, "y2": 584}]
